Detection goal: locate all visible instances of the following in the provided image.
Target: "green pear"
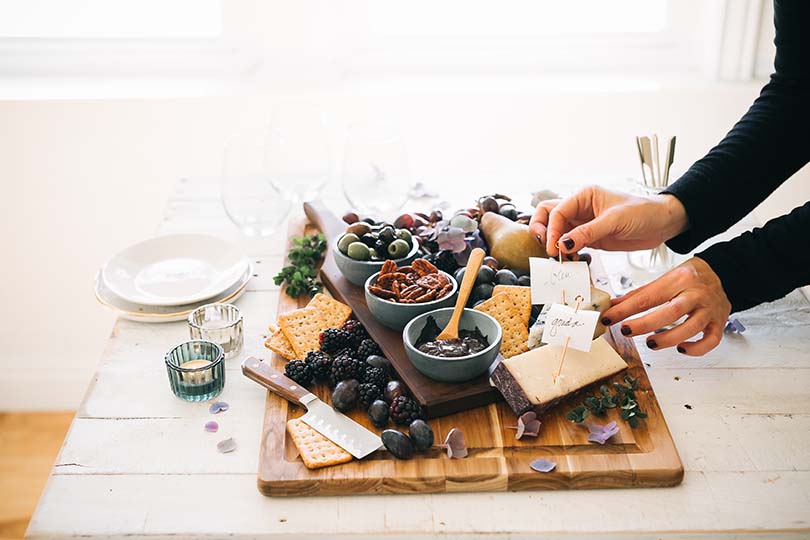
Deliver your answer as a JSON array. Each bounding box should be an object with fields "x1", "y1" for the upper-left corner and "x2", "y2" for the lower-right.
[{"x1": 479, "y1": 212, "x2": 547, "y2": 272}]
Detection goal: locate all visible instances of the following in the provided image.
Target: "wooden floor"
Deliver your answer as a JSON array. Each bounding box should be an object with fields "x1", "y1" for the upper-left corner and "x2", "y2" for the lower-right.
[{"x1": 0, "y1": 412, "x2": 73, "y2": 540}]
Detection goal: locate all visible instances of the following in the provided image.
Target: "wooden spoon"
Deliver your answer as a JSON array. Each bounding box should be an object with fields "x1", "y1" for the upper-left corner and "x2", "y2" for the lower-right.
[{"x1": 436, "y1": 247, "x2": 485, "y2": 341}]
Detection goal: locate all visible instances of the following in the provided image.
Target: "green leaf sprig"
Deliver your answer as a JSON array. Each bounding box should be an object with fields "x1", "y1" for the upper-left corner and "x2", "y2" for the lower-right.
[
  {"x1": 565, "y1": 376, "x2": 647, "y2": 429},
  {"x1": 273, "y1": 233, "x2": 327, "y2": 298}
]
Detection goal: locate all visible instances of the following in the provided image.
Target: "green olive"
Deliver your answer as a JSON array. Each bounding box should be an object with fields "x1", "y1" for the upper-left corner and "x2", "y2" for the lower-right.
[
  {"x1": 387, "y1": 239, "x2": 410, "y2": 259},
  {"x1": 347, "y1": 241, "x2": 371, "y2": 261},
  {"x1": 395, "y1": 228, "x2": 412, "y2": 243},
  {"x1": 346, "y1": 222, "x2": 372, "y2": 237},
  {"x1": 337, "y1": 233, "x2": 360, "y2": 255}
]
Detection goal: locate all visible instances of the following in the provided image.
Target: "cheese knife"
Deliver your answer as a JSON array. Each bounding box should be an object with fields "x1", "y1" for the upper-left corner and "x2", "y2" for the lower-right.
[{"x1": 241, "y1": 356, "x2": 382, "y2": 459}]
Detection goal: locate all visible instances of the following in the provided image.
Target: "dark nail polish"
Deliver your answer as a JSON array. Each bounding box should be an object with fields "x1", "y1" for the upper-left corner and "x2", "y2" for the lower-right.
[
  {"x1": 677, "y1": 346, "x2": 686, "y2": 354},
  {"x1": 562, "y1": 238, "x2": 575, "y2": 250},
  {"x1": 621, "y1": 326, "x2": 631, "y2": 336},
  {"x1": 647, "y1": 339, "x2": 658, "y2": 350},
  {"x1": 601, "y1": 317, "x2": 611, "y2": 326}
]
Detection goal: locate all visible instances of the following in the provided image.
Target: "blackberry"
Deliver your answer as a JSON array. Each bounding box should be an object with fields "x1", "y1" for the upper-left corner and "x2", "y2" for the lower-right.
[
  {"x1": 330, "y1": 353, "x2": 364, "y2": 383},
  {"x1": 355, "y1": 338, "x2": 382, "y2": 361},
  {"x1": 432, "y1": 249, "x2": 459, "y2": 275},
  {"x1": 319, "y1": 328, "x2": 353, "y2": 354},
  {"x1": 361, "y1": 366, "x2": 388, "y2": 388},
  {"x1": 389, "y1": 396, "x2": 425, "y2": 426},
  {"x1": 341, "y1": 319, "x2": 368, "y2": 345},
  {"x1": 358, "y1": 383, "x2": 383, "y2": 409},
  {"x1": 284, "y1": 360, "x2": 313, "y2": 387},
  {"x1": 305, "y1": 350, "x2": 332, "y2": 381}
]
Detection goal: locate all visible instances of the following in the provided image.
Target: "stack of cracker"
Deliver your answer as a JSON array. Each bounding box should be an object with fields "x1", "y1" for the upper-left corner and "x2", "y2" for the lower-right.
[
  {"x1": 473, "y1": 285, "x2": 532, "y2": 358},
  {"x1": 286, "y1": 418, "x2": 353, "y2": 469},
  {"x1": 265, "y1": 293, "x2": 352, "y2": 360}
]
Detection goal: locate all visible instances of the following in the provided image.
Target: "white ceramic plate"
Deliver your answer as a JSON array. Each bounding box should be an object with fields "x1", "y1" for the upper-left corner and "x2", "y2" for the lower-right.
[
  {"x1": 101, "y1": 234, "x2": 250, "y2": 307},
  {"x1": 94, "y1": 265, "x2": 251, "y2": 323}
]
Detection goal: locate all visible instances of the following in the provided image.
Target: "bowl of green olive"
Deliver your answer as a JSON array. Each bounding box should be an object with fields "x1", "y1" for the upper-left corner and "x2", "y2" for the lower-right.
[{"x1": 333, "y1": 221, "x2": 420, "y2": 286}]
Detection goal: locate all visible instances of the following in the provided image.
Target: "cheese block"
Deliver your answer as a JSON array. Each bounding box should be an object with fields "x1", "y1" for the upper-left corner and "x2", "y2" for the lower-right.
[
  {"x1": 527, "y1": 286, "x2": 611, "y2": 350},
  {"x1": 490, "y1": 335, "x2": 627, "y2": 415}
]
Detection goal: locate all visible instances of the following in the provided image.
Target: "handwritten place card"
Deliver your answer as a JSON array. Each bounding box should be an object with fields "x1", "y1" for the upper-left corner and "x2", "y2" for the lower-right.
[
  {"x1": 540, "y1": 303, "x2": 600, "y2": 352},
  {"x1": 529, "y1": 258, "x2": 591, "y2": 305}
]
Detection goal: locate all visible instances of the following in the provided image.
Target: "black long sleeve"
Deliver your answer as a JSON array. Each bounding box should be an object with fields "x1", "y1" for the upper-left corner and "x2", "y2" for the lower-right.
[{"x1": 663, "y1": 0, "x2": 810, "y2": 313}]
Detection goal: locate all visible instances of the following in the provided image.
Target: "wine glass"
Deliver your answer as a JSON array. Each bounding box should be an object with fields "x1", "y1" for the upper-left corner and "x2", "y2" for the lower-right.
[
  {"x1": 221, "y1": 132, "x2": 292, "y2": 240},
  {"x1": 266, "y1": 102, "x2": 332, "y2": 202},
  {"x1": 341, "y1": 124, "x2": 412, "y2": 218}
]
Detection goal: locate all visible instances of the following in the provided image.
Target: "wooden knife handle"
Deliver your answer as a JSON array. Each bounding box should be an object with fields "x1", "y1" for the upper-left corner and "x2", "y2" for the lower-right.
[
  {"x1": 303, "y1": 200, "x2": 346, "y2": 241},
  {"x1": 241, "y1": 357, "x2": 311, "y2": 404}
]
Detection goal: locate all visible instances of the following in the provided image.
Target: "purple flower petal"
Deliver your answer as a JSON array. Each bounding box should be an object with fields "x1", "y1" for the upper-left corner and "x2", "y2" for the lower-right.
[
  {"x1": 444, "y1": 428, "x2": 468, "y2": 459},
  {"x1": 620, "y1": 276, "x2": 633, "y2": 288},
  {"x1": 515, "y1": 411, "x2": 541, "y2": 440},
  {"x1": 724, "y1": 318, "x2": 746, "y2": 334},
  {"x1": 204, "y1": 421, "x2": 219, "y2": 433},
  {"x1": 530, "y1": 458, "x2": 556, "y2": 473},
  {"x1": 216, "y1": 437, "x2": 237, "y2": 453},
  {"x1": 586, "y1": 421, "x2": 619, "y2": 445},
  {"x1": 209, "y1": 401, "x2": 229, "y2": 414}
]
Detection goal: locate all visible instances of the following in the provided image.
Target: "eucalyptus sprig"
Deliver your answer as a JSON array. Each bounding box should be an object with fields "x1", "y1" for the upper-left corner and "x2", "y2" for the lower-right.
[
  {"x1": 273, "y1": 233, "x2": 327, "y2": 298},
  {"x1": 566, "y1": 375, "x2": 647, "y2": 429}
]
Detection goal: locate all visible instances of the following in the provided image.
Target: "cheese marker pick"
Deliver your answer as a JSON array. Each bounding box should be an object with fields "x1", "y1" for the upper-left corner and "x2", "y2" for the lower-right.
[{"x1": 553, "y1": 295, "x2": 584, "y2": 384}]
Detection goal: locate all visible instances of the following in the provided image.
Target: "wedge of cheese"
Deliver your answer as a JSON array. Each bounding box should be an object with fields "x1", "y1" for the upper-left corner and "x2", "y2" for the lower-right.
[
  {"x1": 527, "y1": 286, "x2": 611, "y2": 350},
  {"x1": 490, "y1": 335, "x2": 627, "y2": 415}
]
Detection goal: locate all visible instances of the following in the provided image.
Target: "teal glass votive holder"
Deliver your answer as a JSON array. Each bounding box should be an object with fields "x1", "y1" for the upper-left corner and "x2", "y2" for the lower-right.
[{"x1": 165, "y1": 340, "x2": 225, "y2": 402}]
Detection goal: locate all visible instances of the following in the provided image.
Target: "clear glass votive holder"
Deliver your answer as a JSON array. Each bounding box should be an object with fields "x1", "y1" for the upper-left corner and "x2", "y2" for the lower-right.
[
  {"x1": 165, "y1": 340, "x2": 225, "y2": 402},
  {"x1": 188, "y1": 303, "x2": 243, "y2": 359}
]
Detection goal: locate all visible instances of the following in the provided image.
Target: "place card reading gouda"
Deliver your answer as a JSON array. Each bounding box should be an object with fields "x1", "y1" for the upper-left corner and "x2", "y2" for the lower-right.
[{"x1": 540, "y1": 302, "x2": 601, "y2": 352}]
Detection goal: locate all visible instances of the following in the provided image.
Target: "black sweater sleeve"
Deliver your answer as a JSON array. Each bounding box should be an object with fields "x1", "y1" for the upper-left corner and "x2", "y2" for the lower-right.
[{"x1": 662, "y1": 0, "x2": 810, "y2": 313}]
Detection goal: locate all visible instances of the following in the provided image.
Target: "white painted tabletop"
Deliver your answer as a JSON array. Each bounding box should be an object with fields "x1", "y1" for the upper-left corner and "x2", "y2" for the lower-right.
[{"x1": 27, "y1": 178, "x2": 810, "y2": 540}]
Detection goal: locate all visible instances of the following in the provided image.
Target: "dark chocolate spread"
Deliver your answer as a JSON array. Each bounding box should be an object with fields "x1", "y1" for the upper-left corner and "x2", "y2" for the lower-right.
[{"x1": 414, "y1": 316, "x2": 489, "y2": 358}]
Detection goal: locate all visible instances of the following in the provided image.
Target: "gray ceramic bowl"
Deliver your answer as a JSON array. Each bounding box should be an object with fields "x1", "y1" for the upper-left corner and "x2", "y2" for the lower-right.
[
  {"x1": 365, "y1": 271, "x2": 458, "y2": 331},
  {"x1": 402, "y1": 307, "x2": 503, "y2": 383},
  {"x1": 332, "y1": 235, "x2": 420, "y2": 287}
]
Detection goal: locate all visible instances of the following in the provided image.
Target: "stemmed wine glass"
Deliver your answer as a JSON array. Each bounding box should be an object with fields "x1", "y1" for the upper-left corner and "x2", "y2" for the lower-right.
[
  {"x1": 266, "y1": 102, "x2": 332, "y2": 202},
  {"x1": 221, "y1": 132, "x2": 292, "y2": 243},
  {"x1": 341, "y1": 124, "x2": 412, "y2": 218}
]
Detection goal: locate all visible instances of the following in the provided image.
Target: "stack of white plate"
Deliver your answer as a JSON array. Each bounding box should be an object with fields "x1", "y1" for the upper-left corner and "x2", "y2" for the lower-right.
[{"x1": 95, "y1": 234, "x2": 252, "y2": 323}]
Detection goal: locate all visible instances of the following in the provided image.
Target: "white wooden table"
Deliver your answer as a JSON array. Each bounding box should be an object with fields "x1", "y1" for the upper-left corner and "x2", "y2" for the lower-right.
[{"x1": 27, "y1": 178, "x2": 810, "y2": 540}]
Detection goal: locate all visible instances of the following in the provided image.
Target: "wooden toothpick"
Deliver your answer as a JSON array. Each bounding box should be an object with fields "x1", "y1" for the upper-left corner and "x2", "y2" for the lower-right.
[{"x1": 553, "y1": 295, "x2": 584, "y2": 384}]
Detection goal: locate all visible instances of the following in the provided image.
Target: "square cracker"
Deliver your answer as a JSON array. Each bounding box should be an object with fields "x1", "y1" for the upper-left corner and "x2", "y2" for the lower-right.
[
  {"x1": 474, "y1": 292, "x2": 530, "y2": 359},
  {"x1": 278, "y1": 294, "x2": 352, "y2": 357},
  {"x1": 287, "y1": 418, "x2": 353, "y2": 469},
  {"x1": 492, "y1": 285, "x2": 532, "y2": 326},
  {"x1": 264, "y1": 325, "x2": 297, "y2": 360}
]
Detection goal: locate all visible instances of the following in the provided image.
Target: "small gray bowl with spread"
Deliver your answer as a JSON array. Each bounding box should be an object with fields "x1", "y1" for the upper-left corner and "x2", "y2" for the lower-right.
[{"x1": 402, "y1": 307, "x2": 502, "y2": 382}]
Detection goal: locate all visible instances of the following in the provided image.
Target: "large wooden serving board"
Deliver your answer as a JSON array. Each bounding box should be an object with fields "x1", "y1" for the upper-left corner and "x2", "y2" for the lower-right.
[{"x1": 256, "y1": 212, "x2": 683, "y2": 496}]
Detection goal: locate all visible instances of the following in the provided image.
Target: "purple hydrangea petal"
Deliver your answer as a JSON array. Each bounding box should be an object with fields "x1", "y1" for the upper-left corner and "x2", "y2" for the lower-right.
[
  {"x1": 724, "y1": 318, "x2": 746, "y2": 334},
  {"x1": 209, "y1": 401, "x2": 229, "y2": 414},
  {"x1": 444, "y1": 428, "x2": 468, "y2": 459},
  {"x1": 586, "y1": 421, "x2": 619, "y2": 445},
  {"x1": 530, "y1": 458, "x2": 557, "y2": 473},
  {"x1": 620, "y1": 276, "x2": 633, "y2": 288},
  {"x1": 515, "y1": 411, "x2": 541, "y2": 440},
  {"x1": 204, "y1": 421, "x2": 219, "y2": 433},
  {"x1": 216, "y1": 437, "x2": 237, "y2": 453}
]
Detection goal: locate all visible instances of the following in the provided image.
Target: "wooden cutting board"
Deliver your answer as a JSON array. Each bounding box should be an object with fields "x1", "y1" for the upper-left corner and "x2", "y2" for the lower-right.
[{"x1": 256, "y1": 214, "x2": 683, "y2": 496}]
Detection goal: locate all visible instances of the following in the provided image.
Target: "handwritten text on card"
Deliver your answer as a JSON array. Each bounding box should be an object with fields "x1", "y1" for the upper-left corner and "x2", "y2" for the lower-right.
[
  {"x1": 529, "y1": 258, "x2": 591, "y2": 305},
  {"x1": 540, "y1": 303, "x2": 600, "y2": 352}
]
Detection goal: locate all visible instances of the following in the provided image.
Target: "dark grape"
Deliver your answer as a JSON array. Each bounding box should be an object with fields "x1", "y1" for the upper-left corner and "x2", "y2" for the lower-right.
[
  {"x1": 499, "y1": 204, "x2": 518, "y2": 221},
  {"x1": 495, "y1": 269, "x2": 518, "y2": 286},
  {"x1": 511, "y1": 268, "x2": 527, "y2": 278},
  {"x1": 332, "y1": 379, "x2": 360, "y2": 412},
  {"x1": 384, "y1": 380, "x2": 407, "y2": 403},
  {"x1": 475, "y1": 266, "x2": 496, "y2": 285},
  {"x1": 471, "y1": 283, "x2": 494, "y2": 303},
  {"x1": 517, "y1": 275, "x2": 531, "y2": 287},
  {"x1": 368, "y1": 399, "x2": 390, "y2": 427},
  {"x1": 366, "y1": 354, "x2": 391, "y2": 373},
  {"x1": 453, "y1": 267, "x2": 466, "y2": 284},
  {"x1": 481, "y1": 196, "x2": 499, "y2": 213},
  {"x1": 482, "y1": 256, "x2": 500, "y2": 271},
  {"x1": 408, "y1": 420, "x2": 435, "y2": 452},
  {"x1": 580, "y1": 252, "x2": 593, "y2": 265},
  {"x1": 381, "y1": 429, "x2": 414, "y2": 459}
]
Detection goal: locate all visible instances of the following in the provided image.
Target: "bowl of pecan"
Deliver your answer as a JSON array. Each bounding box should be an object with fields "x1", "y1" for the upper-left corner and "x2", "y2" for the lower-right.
[{"x1": 365, "y1": 258, "x2": 458, "y2": 331}]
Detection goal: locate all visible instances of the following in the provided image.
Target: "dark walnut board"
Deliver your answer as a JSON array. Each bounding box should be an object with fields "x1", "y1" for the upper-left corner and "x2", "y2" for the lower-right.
[{"x1": 256, "y1": 204, "x2": 683, "y2": 497}]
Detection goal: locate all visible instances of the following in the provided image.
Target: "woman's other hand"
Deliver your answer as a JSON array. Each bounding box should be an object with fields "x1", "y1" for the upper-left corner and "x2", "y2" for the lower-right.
[
  {"x1": 601, "y1": 257, "x2": 732, "y2": 356},
  {"x1": 529, "y1": 186, "x2": 689, "y2": 257}
]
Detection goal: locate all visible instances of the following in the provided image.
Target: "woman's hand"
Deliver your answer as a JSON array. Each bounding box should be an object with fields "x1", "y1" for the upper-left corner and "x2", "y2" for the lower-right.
[
  {"x1": 530, "y1": 186, "x2": 689, "y2": 256},
  {"x1": 601, "y1": 257, "x2": 731, "y2": 356}
]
